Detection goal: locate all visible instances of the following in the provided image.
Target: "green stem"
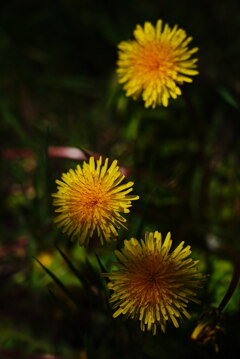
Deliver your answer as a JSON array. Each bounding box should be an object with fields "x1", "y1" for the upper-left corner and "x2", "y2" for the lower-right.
[{"x1": 218, "y1": 255, "x2": 240, "y2": 312}]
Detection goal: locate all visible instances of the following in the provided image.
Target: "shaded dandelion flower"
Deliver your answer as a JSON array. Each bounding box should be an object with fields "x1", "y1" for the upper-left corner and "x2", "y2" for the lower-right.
[
  {"x1": 117, "y1": 19, "x2": 199, "y2": 108},
  {"x1": 104, "y1": 231, "x2": 203, "y2": 334},
  {"x1": 52, "y1": 157, "x2": 139, "y2": 246},
  {"x1": 191, "y1": 308, "x2": 224, "y2": 352}
]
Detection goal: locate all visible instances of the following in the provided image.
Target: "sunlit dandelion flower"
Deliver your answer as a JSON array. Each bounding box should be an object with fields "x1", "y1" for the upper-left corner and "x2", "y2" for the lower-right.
[
  {"x1": 52, "y1": 157, "x2": 139, "y2": 246},
  {"x1": 117, "y1": 20, "x2": 199, "y2": 108},
  {"x1": 104, "y1": 231, "x2": 203, "y2": 334}
]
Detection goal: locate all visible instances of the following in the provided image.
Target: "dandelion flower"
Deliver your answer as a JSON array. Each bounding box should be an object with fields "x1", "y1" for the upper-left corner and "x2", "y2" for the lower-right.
[
  {"x1": 117, "y1": 20, "x2": 199, "y2": 108},
  {"x1": 52, "y1": 157, "x2": 139, "y2": 246},
  {"x1": 105, "y1": 231, "x2": 203, "y2": 334},
  {"x1": 191, "y1": 308, "x2": 224, "y2": 352}
]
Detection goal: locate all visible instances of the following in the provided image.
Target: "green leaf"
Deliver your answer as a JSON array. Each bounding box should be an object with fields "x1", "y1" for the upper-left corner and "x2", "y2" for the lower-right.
[
  {"x1": 33, "y1": 256, "x2": 79, "y2": 309},
  {"x1": 218, "y1": 87, "x2": 239, "y2": 110}
]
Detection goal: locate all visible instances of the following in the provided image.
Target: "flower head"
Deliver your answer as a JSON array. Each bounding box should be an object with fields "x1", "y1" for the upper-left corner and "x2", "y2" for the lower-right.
[
  {"x1": 104, "y1": 231, "x2": 203, "y2": 334},
  {"x1": 191, "y1": 308, "x2": 224, "y2": 352},
  {"x1": 117, "y1": 20, "x2": 198, "y2": 108},
  {"x1": 52, "y1": 157, "x2": 139, "y2": 246}
]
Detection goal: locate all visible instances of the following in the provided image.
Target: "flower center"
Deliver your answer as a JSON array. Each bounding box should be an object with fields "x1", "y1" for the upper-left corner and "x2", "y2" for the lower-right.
[
  {"x1": 134, "y1": 43, "x2": 175, "y2": 79},
  {"x1": 68, "y1": 180, "x2": 113, "y2": 223},
  {"x1": 85, "y1": 193, "x2": 101, "y2": 208},
  {"x1": 126, "y1": 254, "x2": 175, "y2": 306}
]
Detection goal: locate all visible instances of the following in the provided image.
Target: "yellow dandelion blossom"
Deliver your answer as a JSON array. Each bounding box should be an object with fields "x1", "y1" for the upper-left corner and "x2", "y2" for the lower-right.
[
  {"x1": 104, "y1": 231, "x2": 203, "y2": 334},
  {"x1": 191, "y1": 308, "x2": 224, "y2": 352},
  {"x1": 52, "y1": 157, "x2": 139, "y2": 246},
  {"x1": 117, "y1": 19, "x2": 199, "y2": 108}
]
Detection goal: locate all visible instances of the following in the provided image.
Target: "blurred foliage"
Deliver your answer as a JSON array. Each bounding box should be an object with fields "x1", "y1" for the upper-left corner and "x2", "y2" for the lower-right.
[{"x1": 1, "y1": 0, "x2": 240, "y2": 358}]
